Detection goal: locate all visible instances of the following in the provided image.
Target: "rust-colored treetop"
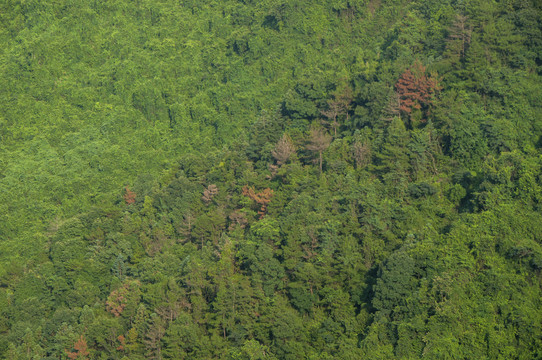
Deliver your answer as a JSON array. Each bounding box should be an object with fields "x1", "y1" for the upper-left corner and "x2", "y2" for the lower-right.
[
  {"x1": 66, "y1": 335, "x2": 90, "y2": 360},
  {"x1": 396, "y1": 61, "x2": 440, "y2": 117},
  {"x1": 242, "y1": 186, "x2": 274, "y2": 219},
  {"x1": 124, "y1": 186, "x2": 136, "y2": 205}
]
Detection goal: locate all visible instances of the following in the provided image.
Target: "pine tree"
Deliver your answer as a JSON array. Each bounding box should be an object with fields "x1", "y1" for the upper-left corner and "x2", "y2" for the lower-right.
[
  {"x1": 66, "y1": 335, "x2": 90, "y2": 360},
  {"x1": 352, "y1": 140, "x2": 371, "y2": 169},
  {"x1": 271, "y1": 134, "x2": 296, "y2": 166},
  {"x1": 395, "y1": 61, "x2": 440, "y2": 127},
  {"x1": 202, "y1": 184, "x2": 219, "y2": 205},
  {"x1": 242, "y1": 186, "x2": 274, "y2": 219},
  {"x1": 445, "y1": 14, "x2": 472, "y2": 65},
  {"x1": 124, "y1": 186, "x2": 136, "y2": 205},
  {"x1": 320, "y1": 86, "x2": 352, "y2": 137},
  {"x1": 374, "y1": 117, "x2": 410, "y2": 195},
  {"x1": 307, "y1": 127, "x2": 332, "y2": 174}
]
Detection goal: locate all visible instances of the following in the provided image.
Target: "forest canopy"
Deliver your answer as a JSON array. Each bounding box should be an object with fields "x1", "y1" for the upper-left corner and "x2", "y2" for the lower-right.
[{"x1": 1, "y1": 0, "x2": 542, "y2": 358}]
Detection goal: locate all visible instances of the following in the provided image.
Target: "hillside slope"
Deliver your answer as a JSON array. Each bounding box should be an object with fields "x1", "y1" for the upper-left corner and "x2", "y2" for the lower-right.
[{"x1": 1, "y1": 0, "x2": 542, "y2": 358}]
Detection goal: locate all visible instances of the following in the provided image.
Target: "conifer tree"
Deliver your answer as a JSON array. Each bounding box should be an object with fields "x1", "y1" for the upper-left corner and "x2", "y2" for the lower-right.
[
  {"x1": 242, "y1": 186, "x2": 274, "y2": 219},
  {"x1": 271, "y1": 134, "x2": 296, "y2": 166},
  {"x1": 396, "y1": 61, "x2": 440, "y2": 127},
  {"x1": 307, "y1": 127, "x2": 332, "y2": 174},
  {"x1": 66, "y1": 335, "x2": 90, "y2": 360}
]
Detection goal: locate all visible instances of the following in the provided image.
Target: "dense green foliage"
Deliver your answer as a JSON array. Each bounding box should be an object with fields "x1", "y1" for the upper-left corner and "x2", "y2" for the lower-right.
[{"x1": 1, "y1": 0, "x2": 542, "y2": 358}]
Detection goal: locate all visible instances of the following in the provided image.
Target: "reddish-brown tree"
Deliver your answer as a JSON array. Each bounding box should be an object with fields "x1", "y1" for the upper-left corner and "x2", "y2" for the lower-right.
[
  {"x1": 117, "y1": 335, "x2": 126, "y2": 351},
  {"x1": 66, "y1": 336, "x2": 90, "y2": 360},
  {"x1": 242, "y1": 186, "x2": 274, "y2": 219},
  {"x1": 106, "y1": 285, "x2": 128, "y2": 317},
  {"x1": 124, "y1": 186, "x2": 136, "y2": 205},
  {"x1": 395, "y1": 61, "x2": 440, "y2": 123},
  {"x1": 106, "y1": 280, "x2": 140, "y2": 317}
]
